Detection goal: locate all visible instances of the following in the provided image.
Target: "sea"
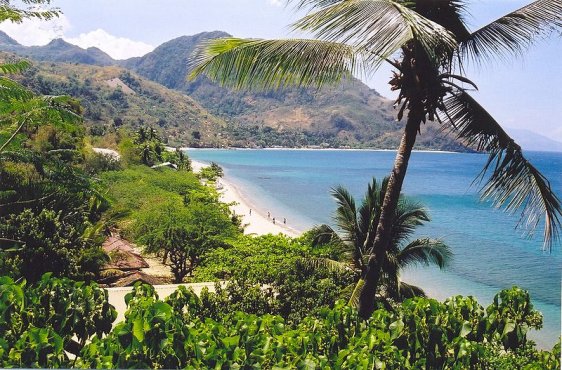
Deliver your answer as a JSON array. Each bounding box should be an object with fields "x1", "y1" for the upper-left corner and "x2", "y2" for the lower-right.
[{"x1": 186, "y1": 149, "x2": 561, "y2": 348}]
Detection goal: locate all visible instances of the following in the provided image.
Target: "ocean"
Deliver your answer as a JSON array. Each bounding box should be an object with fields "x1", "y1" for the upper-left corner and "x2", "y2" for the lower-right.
[{"x1": 186, "y1": 149, "x2": 561, "y2": 348}]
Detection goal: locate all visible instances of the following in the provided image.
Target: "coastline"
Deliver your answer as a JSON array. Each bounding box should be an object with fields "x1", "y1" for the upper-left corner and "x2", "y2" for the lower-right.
[
  {"x1": 191, "y1": 160, "x2": 300, "y2": 237},
  {"x1": 183, "y1": 147, "x2": 461, "y2": 154},
  {"x1": 187, "y1": 151, "x2": 560, "y2": 350}
]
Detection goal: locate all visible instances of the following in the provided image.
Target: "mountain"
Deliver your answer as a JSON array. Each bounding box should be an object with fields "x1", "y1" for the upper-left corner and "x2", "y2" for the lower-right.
[
  {"x1": 122, "y1": 32, "x2": 467, "y2": 150},
  {"x1": 0, "y1": 31, "x2": 19, "y2": 46},
  {"x1": 0, "y1": 31, "x2": 114, "y2": 66},
  {"x1": 0, "y1": 31, "x2": 468, "y2": 150},
  {"x1": 506, "y1": 128, "x2": 562, "y2": 152},
  {"x1": 10, "y1": 56, "x2": 228, "y2": 147}
]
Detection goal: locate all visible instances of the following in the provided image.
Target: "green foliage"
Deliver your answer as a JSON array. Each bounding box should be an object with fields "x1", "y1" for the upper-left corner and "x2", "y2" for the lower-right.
[
  {"x1": 135, "y1": 200, "x2": 238, "y2": 283},
  {"x1": 0, "y1": 274, "x2": 116, "y2": 367},
  {"x1": 0, "y1": 277, "x2": 557, "y2": 369},
  {"x1": 485, "y1": 286, "x2": 543, "y2": 350},
  {"x1": 101, "y1": 164, "x2": 239, "y2": 281},
  {"x1": 133, "y1": 126, "x2": 164, "y2": 166},
  {"x1": 82, "y1": 151, "x2": 122, "y2": 175},
  {"x1": 0, "y1": 209, "x2": 107, "y2": 282},
  {"x1": 193, "y1": 234, "x2": 355, "y2": 324},
  {"x1": 162, "y1": 148, "x2": 192, "y2": 171},
  {"x1": 311, "y1": 177, "x2": 452, "y2": 303},
  {"x1": 198, "y1": 280, "x2": 278, "y2": 321},
  {"x1": 198, "y1": 161, "x2": 224, "y2": 181},
  {"x1": 100, "y1": 165, "x2": 200, "y2": 214},
  {"x1": 274, "y1": 260, "x2": 356, "y2": 324},
  {"x1": 75, "y1": 283, "x2": 558, "y2": 369},
  {"x1": 192, "y1": 234, "x2": 309, "y2": 282},
  {"x1": 0, "y1": 64, "x2": 82, "y2": 154}
]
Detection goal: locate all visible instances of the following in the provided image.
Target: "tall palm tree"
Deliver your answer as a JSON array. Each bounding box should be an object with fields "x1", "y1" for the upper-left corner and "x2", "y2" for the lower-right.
[
  {"x1": 311, "y1": 177, "x2": 451, "y2": 303},
  {"x1": 191, "y1": 0, "x2": 562, "y2": 318}
]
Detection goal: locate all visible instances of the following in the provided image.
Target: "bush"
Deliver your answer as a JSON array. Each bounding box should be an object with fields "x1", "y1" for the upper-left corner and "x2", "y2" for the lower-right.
[
  {"x1": 0, "y1": 278, "x2": 557, "y2": 369},
  {"x1": 0, "y1": 209, "x2": 107, "y2": 282}
]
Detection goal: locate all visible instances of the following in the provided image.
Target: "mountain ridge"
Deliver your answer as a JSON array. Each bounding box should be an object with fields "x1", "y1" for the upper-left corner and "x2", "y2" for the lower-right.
[{"x1": 0, "y1": 30, "x2": 468, "y2": 150}]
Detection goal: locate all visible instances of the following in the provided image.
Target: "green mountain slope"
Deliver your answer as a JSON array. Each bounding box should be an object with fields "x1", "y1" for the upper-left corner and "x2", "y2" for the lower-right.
[
  {"x1": 0, "y1": 31, "x2": 468, "y2": 150},
  {"x1": 9, "y1": 56, "x2": 228, "y2": 147},
  {"x1": 124, "y1": 32, "x2": 467, "y2": 150}
]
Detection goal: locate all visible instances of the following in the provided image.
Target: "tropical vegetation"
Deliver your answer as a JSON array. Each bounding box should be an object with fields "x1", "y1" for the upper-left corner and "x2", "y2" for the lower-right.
[
  {"x1": 0, "y1": 1, "x2": 560, "y2": 368},
  {"x1": 310, "y1": 177, "x2": 452, "y2": 303},
  {"x1": 1, "y1": 276, "x2": 559, "y2": 369},
  {"x1": 191, "y1": 0, "x2": 562, "y2": 317}
]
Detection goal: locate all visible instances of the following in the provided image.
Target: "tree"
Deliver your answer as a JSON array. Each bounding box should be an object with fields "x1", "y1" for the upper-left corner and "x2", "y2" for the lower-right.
[
  {"x1": 0, "y1": 0, "x2": 80, "y2": 153},
  {"x1": 158, "y1": 227, "x2": 210, "y2": 283},
  {"x1": 133, "y1": 126, "x2": 164, "y2": 165},
  {"x1": 191, "y1": 0, "x2": 562, "y2": 318},
  {"x1": 311, "y1": 177, "x2": 451, "y2": 302},
  {"x1": 0, "y1": 209, "x2": 107, "y2": 282},
  {"x1": 136, "y1": 201, "x2": 238, "y2": 282}
]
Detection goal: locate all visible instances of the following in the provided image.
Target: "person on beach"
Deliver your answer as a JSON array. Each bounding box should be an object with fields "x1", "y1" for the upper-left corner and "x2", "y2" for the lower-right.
[
  {"x1": 249, "y1": 209, "x2": 252, "y2": 216},
  {"x1": 267, "y1": 212, "x2": 270, "y2": 218},
  {"x1": 273, "y1": 217, "x2": 276, "y2": 224},
  {"x1": 283, "y1": 217, "x2": 286, "y2": 224}
]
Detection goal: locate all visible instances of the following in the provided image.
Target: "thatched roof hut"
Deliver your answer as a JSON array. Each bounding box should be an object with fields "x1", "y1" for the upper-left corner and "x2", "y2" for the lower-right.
[
  {"x1": 111, "y1": 271, "x2": 165, "y2": 287},
  {"x1": 102, "y1": 236, "x2": 149, "y2": 271}
]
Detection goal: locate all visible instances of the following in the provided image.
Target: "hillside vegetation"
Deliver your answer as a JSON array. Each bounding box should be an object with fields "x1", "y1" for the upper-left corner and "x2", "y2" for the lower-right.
[
  {"x1": 9, "y1": 57, "x2": 228, "y2": 147},
  {"x1": 0, "y1": 31, "x2": 469, "y2": 150}
]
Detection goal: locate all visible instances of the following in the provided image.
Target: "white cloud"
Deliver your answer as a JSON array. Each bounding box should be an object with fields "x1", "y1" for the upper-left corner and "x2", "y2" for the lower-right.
[
  {"x1": 268, "y1": 0, "x2": 283, "y2": 6},
  {"x1": 64, "y1": 29, "x2": 154, "y2": 60},
  {"x1": 0, "y1": 14, "x2": 154, "y2": 60},
  {"x1": 0, "y1": 13, "x2": 70, "y2": 46}
]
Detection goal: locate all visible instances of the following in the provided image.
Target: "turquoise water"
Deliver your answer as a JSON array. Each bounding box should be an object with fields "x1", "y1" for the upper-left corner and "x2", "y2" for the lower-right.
[{"x1": 187, "y1": 149, "x2": 561, "y2": 348}]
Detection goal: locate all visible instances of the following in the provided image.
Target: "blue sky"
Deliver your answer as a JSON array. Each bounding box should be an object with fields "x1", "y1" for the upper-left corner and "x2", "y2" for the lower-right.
[{"x1": 1, "y1": 0, "x2": 560, "y2": 141}]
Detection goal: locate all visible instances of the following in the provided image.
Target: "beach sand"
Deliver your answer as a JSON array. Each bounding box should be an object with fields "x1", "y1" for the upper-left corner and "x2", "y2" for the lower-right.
[{"x1": 191, "y1": 160, "x2": 300, "y2": 237}]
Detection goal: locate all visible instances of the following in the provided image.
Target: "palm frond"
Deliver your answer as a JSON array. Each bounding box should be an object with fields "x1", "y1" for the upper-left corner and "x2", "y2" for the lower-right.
[
  {"x1": 189, "y1": 38, "x2": 360, "y2": 90},
  {"x1": 292, "y1": 0, "x2": 457, "y2": 66},
  {"x1": 439, "y1": 89, "x2": 562, "y2": 250},
  {"x1": 290, "y1": 0, "x2": 341, "y2": 11},
  {"x1": 0, "y1": 76, "x2": 34, "y2": 102},
  {"x1": 459, "y1": 0, "x2": 562, "y2": 65},
  {"x1": 309, "y1": 224, "x2": 341, "y2": 246},
  {"x1": 302, "y1": 257, "x2": 350, "y2": 273},
  {"x1": 396, "y1": 238, "x2": 452, "y2": 269},
  {"x1": 0, "y1": 60, "x2": 32, "y2": 75},
  {"x1": 347, "y1": 278, "x2": 365, "y2": 307},
  {"x1": 357, "y1": 177, "x2": 381, "y2": 254},
  {"x1": 331, "y1": 185, "x2": 359, "y2": 241},
  {"x1": 0, "y1": 3, "x2": 60, "y2": 24},
  {"x1": 390, "y1": 198, "x2": 430, "y2": 246}
]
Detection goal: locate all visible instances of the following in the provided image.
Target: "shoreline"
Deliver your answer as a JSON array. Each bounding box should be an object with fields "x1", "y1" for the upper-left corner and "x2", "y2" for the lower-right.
[
  {"x1": 182, "y1": 147, "x2": 461, "y2": 154},
  {"x1": 191, "y1": 160, "x2": 301, "y2": 237}
]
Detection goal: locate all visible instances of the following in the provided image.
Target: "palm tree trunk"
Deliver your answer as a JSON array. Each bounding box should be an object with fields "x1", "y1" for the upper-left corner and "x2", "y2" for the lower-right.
[{"x1": 358, "y1": 108, "x2": 422, "y2": 319}]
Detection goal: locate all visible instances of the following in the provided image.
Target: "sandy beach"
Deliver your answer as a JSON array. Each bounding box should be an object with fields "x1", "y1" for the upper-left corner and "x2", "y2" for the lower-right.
[{"x1": 191, "y1": 160, "x2": 300, "y2": 238}]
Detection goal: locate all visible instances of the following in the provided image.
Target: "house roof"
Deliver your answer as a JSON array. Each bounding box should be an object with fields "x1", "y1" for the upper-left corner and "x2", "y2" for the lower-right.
[
  {"x1": 111, "y1": 271, "x2": 165, "y2": 287},
  {"x1": 102, "y1": 236, "x2": 149, "y2": 271},
  {"x1": 150, "y1": 162, "x2": 178, "y2": 169}
]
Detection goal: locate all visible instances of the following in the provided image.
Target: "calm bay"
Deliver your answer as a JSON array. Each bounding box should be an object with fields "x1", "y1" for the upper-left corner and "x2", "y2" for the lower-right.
[{"x1": 187, "y1": 149, "x2": 561, "y2": 347}]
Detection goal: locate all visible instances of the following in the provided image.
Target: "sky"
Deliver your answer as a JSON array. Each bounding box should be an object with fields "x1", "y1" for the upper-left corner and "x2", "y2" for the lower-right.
[{"x1": 1, "y1": 0, "x2": 561, "y2": 141}]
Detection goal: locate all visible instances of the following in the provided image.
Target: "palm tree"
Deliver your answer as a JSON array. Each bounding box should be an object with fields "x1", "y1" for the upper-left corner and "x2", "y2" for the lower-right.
[
  {"x1": 191, "y1": 0, "x2": 562, "y2": 318},
  {"x1": 311, "y1": 177, "x2": 451, "y2": 303}
]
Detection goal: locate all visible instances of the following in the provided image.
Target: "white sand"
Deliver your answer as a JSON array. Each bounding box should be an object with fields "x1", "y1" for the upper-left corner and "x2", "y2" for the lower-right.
[{"x1": 191, "y1": 159, "x2": 300, "y2": 237}]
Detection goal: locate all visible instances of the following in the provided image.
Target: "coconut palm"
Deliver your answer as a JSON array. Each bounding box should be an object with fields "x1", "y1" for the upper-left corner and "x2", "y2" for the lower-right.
[
  {"x1": 191, "y1": 0, "x2": 562, "y2": 317},
  {"x1": 311, "y1": 177, "x2": 451, "y2": 303}
]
